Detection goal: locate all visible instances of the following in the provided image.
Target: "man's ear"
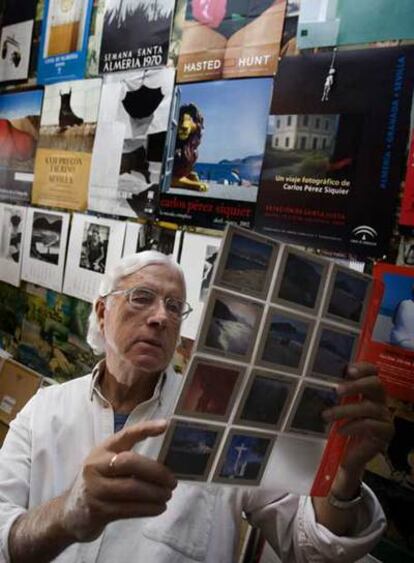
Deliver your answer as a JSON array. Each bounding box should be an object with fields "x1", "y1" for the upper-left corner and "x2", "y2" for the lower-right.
[{"x1": 95, "y1": 298, "x2": 106, "y2": 333}]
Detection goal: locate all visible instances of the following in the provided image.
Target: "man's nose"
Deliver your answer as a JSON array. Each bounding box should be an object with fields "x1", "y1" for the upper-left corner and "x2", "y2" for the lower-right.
[{"x1": 147, "y1": 298, "x2": 168, "y2": 326}]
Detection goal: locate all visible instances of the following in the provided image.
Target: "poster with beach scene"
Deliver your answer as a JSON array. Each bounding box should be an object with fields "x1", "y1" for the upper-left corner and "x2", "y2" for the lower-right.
[
  {"x1": 159, "y1": 77, "x2": 273, "y2": 228},
  {"x1": 0, "y1": 89, "x2": 43, "y2": 204}
]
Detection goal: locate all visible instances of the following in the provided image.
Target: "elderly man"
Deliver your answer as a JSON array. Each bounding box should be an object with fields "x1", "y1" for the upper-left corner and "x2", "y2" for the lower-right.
[{"x1": 0, "y1": 251, "x2": 392, "y2": 562}]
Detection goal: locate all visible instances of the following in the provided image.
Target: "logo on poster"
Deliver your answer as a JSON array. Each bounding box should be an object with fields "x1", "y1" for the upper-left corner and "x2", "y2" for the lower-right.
[{"x1": 351, "y1": 225, "x2": 378, "y2": 244}]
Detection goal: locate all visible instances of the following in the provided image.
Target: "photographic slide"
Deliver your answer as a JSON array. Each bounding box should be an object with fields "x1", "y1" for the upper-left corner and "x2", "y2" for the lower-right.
[
  {"x1": 159, "y1": 78, "x2": 273, "y2": 229},
  {"x1": 21, "y1": 207, "x2": 70, "y2": 293},
  {"x1": 79, "y1": 222, "x2": 109, "y2": 274},
  {"x1": 235, "y1": 370, "x2": 297, "y2": 430},
  {"x1": 32, "y1": 78, "x2": 102, "y2": 211},
  {"x1": 297, "y1": 0, "x2": 414, "y2": 49},
  {"x1": 257, "y1": 308, "x2": 314, "y2": 374},
  {"x1": 288, "y1": 383, "x2": 337, "y2": 438},
  {"x1": 63, "y1": 213, "x2": 126, "y2": 303},
  {"x1": 0, "y1": 89, "x2": 43, "y2": 204},
  {"x1": 199, "y1": 289, "x2": 264, "y2": 362},
  {"x1": 372, "y1": 271, "x2": 414, "y2": 352},
  {"x1": 213, "y1": 429, "x2": 275, "y2": 486},
  {"x1": 214, "y1": 225, "x2": 278, "y2": 300},
  {"x1": 272, "y1": 247, "x2": 327, "y2": 312},
  {"x1": 89, "y1": 67, "x2": 175, "y2": 218},
  {"x1": 29, "y1": 211, "x2": 62, "y2": 266},
  {"x1": 0, "y1": 203, "x2": 27, "y2": 286},
  {"x1": 159, "y1": 419, "x2": 223, "y2": 481},
  {"x1": 175, "y1": 357, "x2": 245, "y2": 422},
  {"x1": 325, "y1": 266, "x2": 371, "y2": 326},
  {"x1": 37, "y1": 0, "x2": 94, "y2": 84},
  {"x1": 177, "y1": 231, "x2": 222, "y2": 340},
  {"x1": 309, "y1": 324, "x2": 358, "y2": 380},
  {"x1": 99, "y1": 0, "x2": 176, "y2": 73},
  {"x1": 174, "y1": 0, "x2": 286, "y2": 82},
  {"x1": 0, "y1": 0, "x2": 37, "y2": 82}
]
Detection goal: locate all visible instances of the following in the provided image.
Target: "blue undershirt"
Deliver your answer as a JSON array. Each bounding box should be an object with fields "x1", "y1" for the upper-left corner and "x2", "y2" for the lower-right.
[{"x1": 114, "y1": 412, "x2": 129, "y2": 433}]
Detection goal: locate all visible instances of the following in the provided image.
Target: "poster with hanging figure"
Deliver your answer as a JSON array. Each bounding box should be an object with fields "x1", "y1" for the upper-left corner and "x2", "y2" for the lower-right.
[{"x1": 32, "y1": 78, "x2": 102, "y2": 211}]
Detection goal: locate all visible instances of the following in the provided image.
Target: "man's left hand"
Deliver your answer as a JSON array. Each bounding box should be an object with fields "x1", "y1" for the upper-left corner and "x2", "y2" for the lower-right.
[{"x1": 322, "y1": 362, "x2": 394, "y2": 475}]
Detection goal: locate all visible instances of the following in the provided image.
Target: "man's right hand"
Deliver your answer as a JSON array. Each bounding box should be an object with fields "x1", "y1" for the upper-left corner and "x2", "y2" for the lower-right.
[{"x1": 61, "y1": 419, "x2": 177, "y2": 542}]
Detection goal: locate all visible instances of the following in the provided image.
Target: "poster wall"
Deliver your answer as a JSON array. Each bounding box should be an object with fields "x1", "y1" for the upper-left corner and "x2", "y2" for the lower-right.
[
  {"x1": 63, "y1": 213, "x2": 126, "y2": 302},
  {"x1": 32, "y1": 78, "x2": 102, "y2": 210},
  {"x1": 0, "y1": 0, "x2": 37, "y2": 83},
  {"x1": 99, "y1": 0, "x2": 176, "y2": 74},
  {"x1": 173, "y1": 0, "x2": 286, "y2": 83},
  {"x1": 37, "y1": 0, "x2": 95, "y2": 84},
  {"x1": 89, "y1": 68, "x2": 175, "y2": 218},
  {"x1": 21, "y1": 207, "x2": 70, "y2": 293},
  {"x1": 159, "y1": 78, "x2": 273, "y2": 228},
  {"x1": 0, "y1": 89, "x2": 43, "y2": 204},
  {"x1": 0, "y1": 203, "x2": 27, "y2": 287},
  {"x1": 297, "y1": 0, "x2": 414, "y2": 50},
  {"x1": 255, "y1": 47, "x2": 414, "y2": 257}
]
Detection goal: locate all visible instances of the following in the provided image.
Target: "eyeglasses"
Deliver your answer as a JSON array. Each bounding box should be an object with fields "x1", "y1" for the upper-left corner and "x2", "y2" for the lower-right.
[{"x1": 104, "y1": 286, "x2": 193, "y2": 322}]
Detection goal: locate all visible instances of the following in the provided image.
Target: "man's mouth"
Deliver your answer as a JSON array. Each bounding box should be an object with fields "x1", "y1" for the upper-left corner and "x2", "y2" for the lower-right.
[{"x1": 139, "y1": 338, "x2": 162, "y2": 348}]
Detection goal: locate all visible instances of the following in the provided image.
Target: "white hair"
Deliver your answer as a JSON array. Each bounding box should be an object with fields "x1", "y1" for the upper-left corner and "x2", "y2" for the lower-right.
[{"x1": 87, "y1": 250, "x2": 185, "y2": 355}]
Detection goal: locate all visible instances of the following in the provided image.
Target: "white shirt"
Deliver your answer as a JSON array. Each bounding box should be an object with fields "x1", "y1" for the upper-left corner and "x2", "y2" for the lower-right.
[
  {"x1": 0, "y1": 365, "x2": 386, "y2": 563},
  {"x1": 390, "y1": 298, "x2": 414, "y2": 350}
]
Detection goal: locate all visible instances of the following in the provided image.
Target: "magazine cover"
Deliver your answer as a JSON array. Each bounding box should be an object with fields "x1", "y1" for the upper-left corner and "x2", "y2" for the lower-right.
[
  {"x1": 88, "y1": 68, "x2": 175, "y2": 218},
  {"x1": 255, "y1": 47, "x2": 414, "y2": 257},
  {"x1": 37, "y1": 0, "x2": 95, "y2": 84},
  {"x1": 173, "y1": 0, "x2": 286, "y2": 83},
  {"x1": 357, "y1": 263, "x2": 414, "y2": 403},
  {"x1": 159, "y1": 78, "x2": 273, "y2": 228},
  {"x1": 98, "y1": 0, "x2": 176, "y2": 74},
  {"x1": 63, "y1": 213, "x2": 126, "y2": 302},
  {"x1": 32, "y1": 78, "x2": 102, "y2": 210},
  {"x1": 0, "y1": 203, "x2": 27, "y2": 286},
  {"x1": 21, "y1": 207, "x2": 70, "y2": 293},
  {"x1": 158, "y1": 225, "x2": 372, "y2": 492},
  {"x1": 0, "y1": 89, "x2": 43, "y2": 204},
  {"x1": 297, "y1": 0, "x2": 414, "y2": 50},
  {"x1": 0, "y1": 0, "x2": 38, "y2": 82}
]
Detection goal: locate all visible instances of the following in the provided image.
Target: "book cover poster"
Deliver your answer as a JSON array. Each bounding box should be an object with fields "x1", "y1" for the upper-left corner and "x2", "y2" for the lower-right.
[
  {"x1": 99, "y1": 0, "x2": 176, "y2": 74},
  {"x1": 0, "y1": 203, "x2": 27, "y2": 287},
  {"x1": 298, "y1": 0, "x2": 414, "y2": 50},
  {"x1": 89, "y1": 68, "x2": 175, "y2": 218},
  {"x1": 32, "y1": 78, "x2": 102, "y2": 211},
  {"x1": 63, "y1": 213, "x2": 126, "y2": 302},
  {"x1": 0, "y1": 0, "x2": 37, "y2": 82},
  {"x1": 174, "y1": 0, "x2": 286, "y2": 83},
  {"x1": 0, "y1": 89, "x2": 43, "y2": 204},
  {"x1": 159, "y1": 78, "x2": 273, "y2": 229},
  {"x1": 358, "y1": 263, "x2": 414, "y2": 402},
  {"x1": 21, "y1": 207, "x2": 70, "y2": 293},
  {"x1": 86, "y1": 0, "x2": 106, "y2": 77},
  {"x1": 255, "y1": 47, "x2": 414, "y2": 257},
  {"x1": 37, "y1": 0, "x2": 95, "y2": 84}
]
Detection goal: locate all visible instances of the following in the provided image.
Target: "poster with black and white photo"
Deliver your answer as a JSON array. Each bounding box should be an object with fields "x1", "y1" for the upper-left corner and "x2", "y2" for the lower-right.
[
  {"x1": 159, "y1": 225, "x2": 373, "y2": 492},
  {"x1": 63, "y1": 213, "x2": 126, "y2": 302},
  {"x1": 255, "y1": 46, "x2": 414, "y2": 257},
  {"x1": 21, "y1": 207, "x2": 70, "y2": 293},
  {"x1": 89, "y1": 68, "x2": 175, "y2": 218},
  {"x1": 0, "y1": 203, "x2": 27, "y2": 286},
  {"x1": 98, "y1": 0, "x2": 175, "y2": 74},
  {"x1": 0, "y1": 0, "x2": 37, "y2": 82}
]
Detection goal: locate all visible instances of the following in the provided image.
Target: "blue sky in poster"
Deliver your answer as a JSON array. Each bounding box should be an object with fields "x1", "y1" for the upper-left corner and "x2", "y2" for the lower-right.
[
  {"x1": 379, "y1": 273, "x2": 414, "y2": 317},
  {"x1": 179, "y1": 78, "x2": 273, "y2": 163},
  {"x1": 0, "y1": 90, "x2": 43, "y2": 119}
]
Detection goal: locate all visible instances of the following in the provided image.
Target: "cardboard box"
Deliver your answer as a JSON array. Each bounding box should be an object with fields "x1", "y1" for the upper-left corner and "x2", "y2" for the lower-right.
[{"x1": 0, "y1": 358, "x2": 42, "y2": 425}]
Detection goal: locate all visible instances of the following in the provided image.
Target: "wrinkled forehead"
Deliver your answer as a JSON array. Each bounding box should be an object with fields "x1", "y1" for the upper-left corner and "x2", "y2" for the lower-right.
[{"x1": 118, "y1": 263, "x2": 186, "y2": 297}]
